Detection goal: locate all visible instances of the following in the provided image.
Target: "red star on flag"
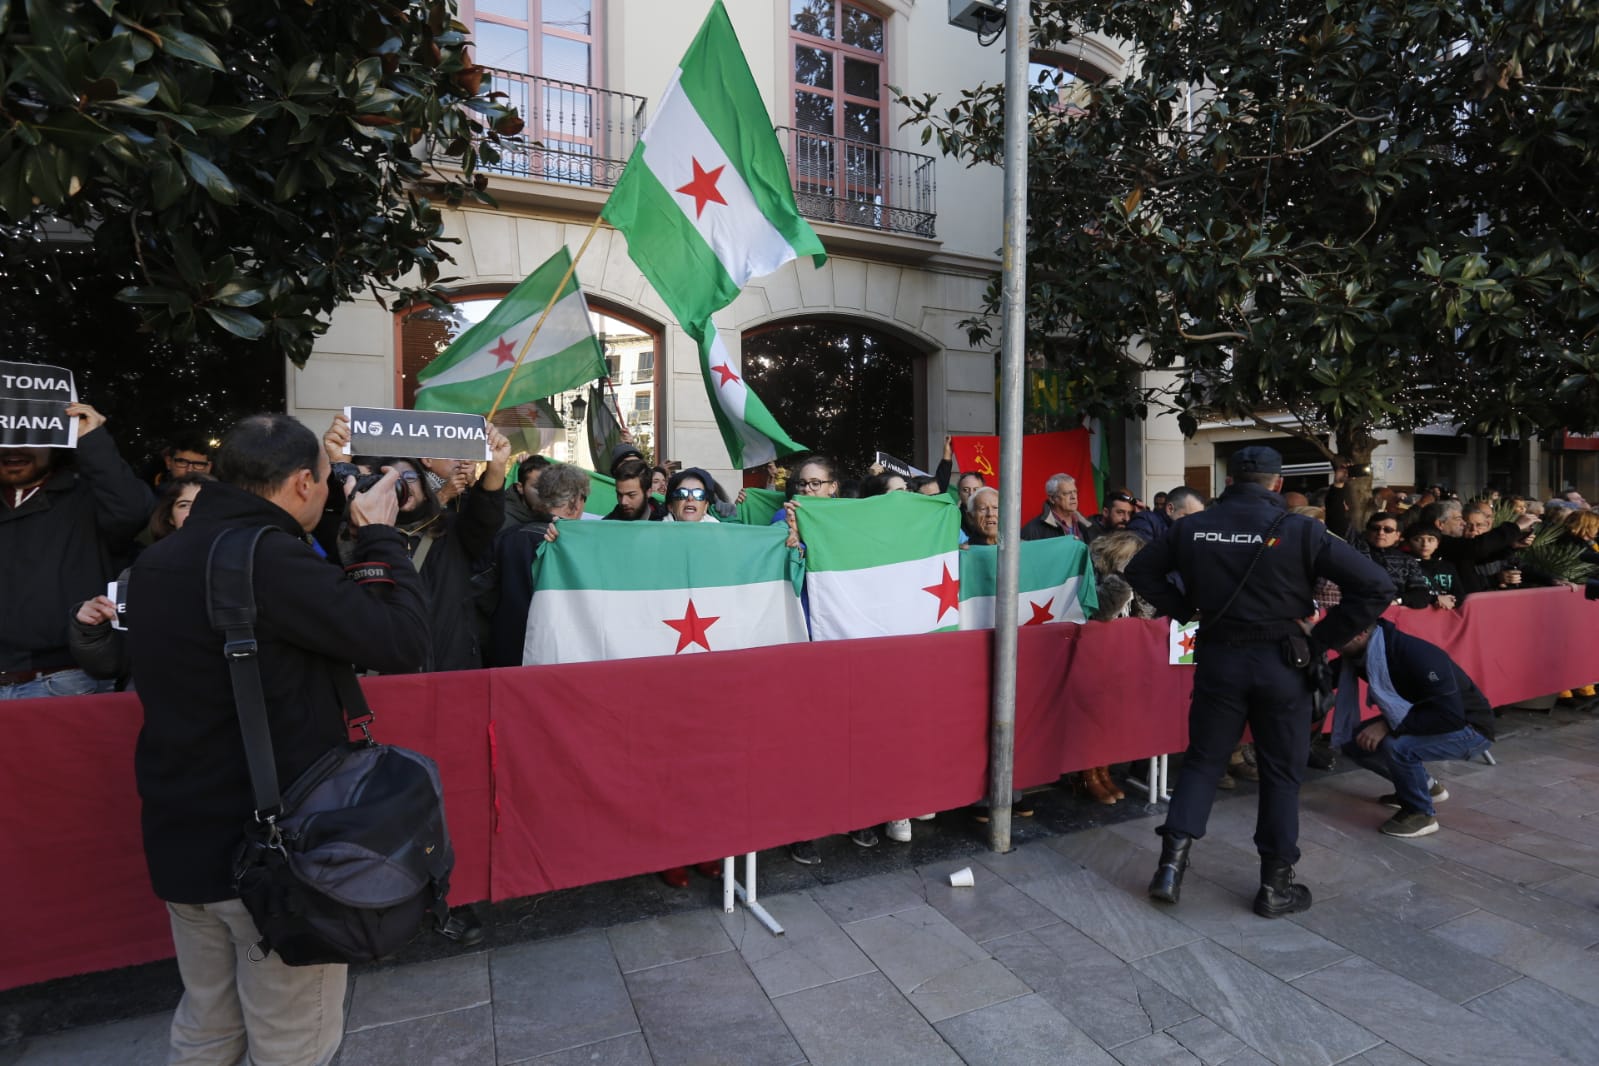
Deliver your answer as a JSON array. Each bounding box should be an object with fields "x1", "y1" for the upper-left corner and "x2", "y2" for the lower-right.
[
  {"x1": 710, "y1": 362, "x2": 742, "y2": 387},
  {"x1": 676, "y1": 158, "x2": 729, "y2": 219},
  {"x1": 490, "y1": 336, "x2": 517, "y2": 367},
  {"x1": 663, "y1": 599, "x2": 720, "y2": 653},
  {"x1": 922, "y1": 563, "x2": 960, "y2": 623},
  {"x1": 1024, "y1": 598, "x2": 1055, "y2": 625},
  {"x1": 1179, "y1": 630, "x2": 1197, "y2": 654}
]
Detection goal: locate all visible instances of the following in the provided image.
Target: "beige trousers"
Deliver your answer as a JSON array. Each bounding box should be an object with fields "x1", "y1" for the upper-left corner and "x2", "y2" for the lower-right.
[{"x1": 166, "y1": 899, "x2": 346, "y2": 1066}]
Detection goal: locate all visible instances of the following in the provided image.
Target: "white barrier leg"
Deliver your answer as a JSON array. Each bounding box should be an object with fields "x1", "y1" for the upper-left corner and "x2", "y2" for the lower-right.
[
  {"x1": 722, "y1": 856, "x2": 735, "y2": 914},
  {"x1": 1157, "y1": 753, "x2": 1171, "y2": 801},
  {"x1": 735, "y1": 851, "x2": 783, "y2": 935}
]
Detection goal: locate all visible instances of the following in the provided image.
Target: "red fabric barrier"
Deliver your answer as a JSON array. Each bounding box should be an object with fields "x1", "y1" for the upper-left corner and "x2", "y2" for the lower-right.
[
  {"x1": 488, "y1": 631, "x2": 992, "y2": 899},
  {"x1": 4, "y1": 587, "x2": 1594, "y2": 991}
]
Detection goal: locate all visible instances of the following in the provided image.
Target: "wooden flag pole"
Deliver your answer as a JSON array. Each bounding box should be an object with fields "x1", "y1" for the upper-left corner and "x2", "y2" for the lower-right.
[{"x1": 485, "y1": 212, "x2": 608, "y2": 422}]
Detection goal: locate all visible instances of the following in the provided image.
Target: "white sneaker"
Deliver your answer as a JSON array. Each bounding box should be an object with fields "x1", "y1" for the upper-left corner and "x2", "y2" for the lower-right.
[
  {"x1": 913, "y1": 813, "x2": 937, "y2": 821},
  {"x1": 885, "y1": 819, "x2": 912, "y2": 842}
]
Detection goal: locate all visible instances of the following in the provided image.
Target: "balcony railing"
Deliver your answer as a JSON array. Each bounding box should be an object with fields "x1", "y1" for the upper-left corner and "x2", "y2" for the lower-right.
[
  {"x1": 776, "y1": 127, "x2": 937, "y2": 238},
  {"x1": 478, "y1": 68, "x2": 647, "y2": 189}
]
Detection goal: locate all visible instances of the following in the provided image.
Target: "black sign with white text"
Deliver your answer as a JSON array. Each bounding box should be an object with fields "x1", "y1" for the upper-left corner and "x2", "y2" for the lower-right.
[
  {"x1": 0, "y1": 360, "x2": 75, "y2": 403},
  {"x1": 344, "y1": 406, "x2": 492, "y2": 462}
]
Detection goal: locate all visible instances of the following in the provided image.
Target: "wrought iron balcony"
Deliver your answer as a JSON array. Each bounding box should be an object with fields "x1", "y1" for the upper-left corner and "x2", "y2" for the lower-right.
[
  {"x1": 477, "y1": 68, "x2": 647, "y2": 188},
  {"x1": 776, "y1": 127, "x2": 937, "y2": 238}
]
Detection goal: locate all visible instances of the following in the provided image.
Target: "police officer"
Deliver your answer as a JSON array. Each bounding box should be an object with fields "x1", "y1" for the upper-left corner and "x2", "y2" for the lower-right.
[{"x1": 1124, "y1": 446, "x2": 1393, "y2": 918}]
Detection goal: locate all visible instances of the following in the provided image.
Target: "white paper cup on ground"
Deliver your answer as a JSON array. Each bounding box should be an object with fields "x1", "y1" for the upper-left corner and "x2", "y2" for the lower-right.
[{"x1": 949, "y1": 866, "x2": 975, "y2": 888}]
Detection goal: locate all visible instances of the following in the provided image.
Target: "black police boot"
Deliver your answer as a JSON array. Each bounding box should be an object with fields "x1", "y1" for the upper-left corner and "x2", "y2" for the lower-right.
[
  {"x1": 1147, "y1": 832, "x2": 1193, "y2": 904},
  {"x1": 1253, "y1": 858, "x2": 1312, "y2": 918}
]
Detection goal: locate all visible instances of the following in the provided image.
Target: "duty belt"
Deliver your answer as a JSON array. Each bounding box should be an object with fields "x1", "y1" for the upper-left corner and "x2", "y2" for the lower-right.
[{"x1": 1195, "y1": 619, "x2": 1302, "y2": 644}]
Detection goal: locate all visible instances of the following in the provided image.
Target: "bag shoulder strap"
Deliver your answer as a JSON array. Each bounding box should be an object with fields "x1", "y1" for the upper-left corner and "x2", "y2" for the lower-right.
[
  {"x1": 206, "y1": 526, "x2": 281, "y2": 820},
  {"x1": 1206, "y1": 509, "x2": 1292, "y2": 626}
]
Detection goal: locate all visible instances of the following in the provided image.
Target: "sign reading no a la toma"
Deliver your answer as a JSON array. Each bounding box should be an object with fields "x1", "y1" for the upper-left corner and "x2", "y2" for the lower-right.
[
  {"x1": 0, "y1": 360, "x2": 78, "y2": 448},
  {"x1": 343, "y1": 406, "x2": 492, "y2": 462}
]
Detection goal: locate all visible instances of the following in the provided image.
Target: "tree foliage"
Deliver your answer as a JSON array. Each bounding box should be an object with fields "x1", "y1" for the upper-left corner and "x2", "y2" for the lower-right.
[
  {"x1": 899, "y1": 0, "x2": 1599, "y2": 474},
  {"x1": 0, "y1": 0, "x2": 521, "y2": 366}
]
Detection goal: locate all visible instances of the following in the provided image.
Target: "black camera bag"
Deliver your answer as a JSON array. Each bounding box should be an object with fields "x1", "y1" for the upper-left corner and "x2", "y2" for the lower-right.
[{"x1": 208, "y1": 526, "x2": 454, "y2": 966}]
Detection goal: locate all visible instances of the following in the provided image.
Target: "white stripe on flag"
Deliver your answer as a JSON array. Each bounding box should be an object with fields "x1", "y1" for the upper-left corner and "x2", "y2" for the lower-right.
[
  {"x1": 524, "y1": 580, "x2": 806, "y2": 665},
  {"x1": 642, "y1": 69, "x2": 797, "y2": 288},
  {"x1": 806, "y1": 551, "x2": 962, "y2": 641},
  {"x1": 959, "y1": 578, "x2": 1091, "y2": 630},
  {"x1": 418, "y1": 290, "x2": 595, "y2": 390}
]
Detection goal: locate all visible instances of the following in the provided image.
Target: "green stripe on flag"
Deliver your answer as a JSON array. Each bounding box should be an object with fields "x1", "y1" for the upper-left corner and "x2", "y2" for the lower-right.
[
  {"x1": 733, "y1": 486, "x2": 784, "y2": 526},
  {"x1": 677, "y1": 3, "x2": 826, "y2": 269},
  {"x1": 583, "y1": 469, "x2": 617, "y2": 517},
  {"x1": 794, "y1": 493, "x2": 960, "y2": 572},
  {"x1": 532, "y1": 519, "x2": 803, "y2": 593},
  {"x1": 414, "y1": 339, "x2": 606, "y2": 414},
  {"x1": 958, "y1": 538, "x2": 1099, "y2": 613}
]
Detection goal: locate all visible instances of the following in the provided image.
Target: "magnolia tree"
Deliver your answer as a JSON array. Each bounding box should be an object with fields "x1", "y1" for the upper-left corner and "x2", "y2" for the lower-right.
[
  {"x1": 901, "y1": 0, "x2": 1599, "y2": 510},
  {"x1": 0, "y1": 0, "x2": 520, "y2": 367}
]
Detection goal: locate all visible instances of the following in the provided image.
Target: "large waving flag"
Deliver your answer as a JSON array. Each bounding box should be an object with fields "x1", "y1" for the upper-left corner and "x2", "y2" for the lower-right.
[
  {"x1": 959, "y1": 539, "x2": 1098, "y2": 630},
  {"x1": 601, "y1": 0, "x2": 824, "y2": 468},
  {"x1": 795, "y1": 494, "x2": 962, "y2": 641},
  {"x1": 524, "y1": 521, "x2": 805, "y2": 664},
  {"x1": 415, "y1": 248, "x2": 607, "y2": 414}
]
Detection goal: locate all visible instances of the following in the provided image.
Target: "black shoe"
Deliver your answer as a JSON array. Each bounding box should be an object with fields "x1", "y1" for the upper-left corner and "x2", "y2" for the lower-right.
[
  {"x1": 789, "y1": 840, "x2": 821, "y2": 865},
  {"x1": 1014, "y1": 792, "x2": 1036, "y2": 817},
  {"x1": 1147, "y1": 832, "x2": 1193, "y2": 904},
  {"x1": 1377, "y1": 781, "x2": 1448, "y2": 808},
  {"x1": 1306, "y1": 739, "x2": 1337, "y2": 771},
  {"x1": 1253, "y1": 858, "x2": 1312, "y2": 919},
  {"x1": 437, "y1": 906, "x2": 484, "y2": 947},
  {"x1": 849, "y1": 827, "x2": 880, "y2": 848}
]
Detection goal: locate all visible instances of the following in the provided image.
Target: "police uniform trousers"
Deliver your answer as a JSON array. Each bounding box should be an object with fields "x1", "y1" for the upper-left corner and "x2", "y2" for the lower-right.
[{"x1": 1161, "y1": 639, "x2": 1312, "y2": 863}]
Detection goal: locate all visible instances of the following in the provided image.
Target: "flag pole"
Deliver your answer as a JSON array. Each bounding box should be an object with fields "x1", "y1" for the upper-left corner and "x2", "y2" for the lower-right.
[{"x1": 485, "y1": 212, "x2": 608, "y2": 421}]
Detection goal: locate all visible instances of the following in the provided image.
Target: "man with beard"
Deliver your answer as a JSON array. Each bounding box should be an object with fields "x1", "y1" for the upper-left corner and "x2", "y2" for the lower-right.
[
  {"x1": 1, "y1": 402, "x2": 151, "y2": 699},
  {"x1": 605, "y1": 458, "x2": 664, "y2": 521}
]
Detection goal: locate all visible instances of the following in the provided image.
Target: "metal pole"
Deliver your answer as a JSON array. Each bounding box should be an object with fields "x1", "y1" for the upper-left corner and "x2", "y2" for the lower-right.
[{"x1": 988, "y1": 0, "x2": 1030, "y2": 855}]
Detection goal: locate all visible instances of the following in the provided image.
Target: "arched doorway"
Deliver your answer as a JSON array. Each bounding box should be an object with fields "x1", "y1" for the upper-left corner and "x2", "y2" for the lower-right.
[
  {"x1": 396, "y1": 295, "x2": 661, "y2": 467},
  {"x1": 741, "y1": 317, "x2": 925, "y2": 477}
]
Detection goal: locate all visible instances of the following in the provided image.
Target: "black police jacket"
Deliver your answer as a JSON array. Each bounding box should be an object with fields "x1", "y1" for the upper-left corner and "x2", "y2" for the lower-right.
[
  {"x1": 1124, "y1": 481, "x2": 1394, "y2": 652},
  {"x1": 1347, "y1": 619, "x2": 1490, "y2": 737}
]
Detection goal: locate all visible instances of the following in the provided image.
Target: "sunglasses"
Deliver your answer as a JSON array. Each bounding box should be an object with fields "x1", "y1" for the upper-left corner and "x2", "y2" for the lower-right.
[
  {"x1": 669, "y1": 487, "x2": 708, "y2": 501},
  {"x1": 1108, "y1": 492, "x2": 1136, "y2": 504}
]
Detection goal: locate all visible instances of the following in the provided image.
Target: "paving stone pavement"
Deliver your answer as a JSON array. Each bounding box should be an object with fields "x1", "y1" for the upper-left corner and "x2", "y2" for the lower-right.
[{"x1": 10, "y1": 714, "x2": 1599, "y2": 1066}]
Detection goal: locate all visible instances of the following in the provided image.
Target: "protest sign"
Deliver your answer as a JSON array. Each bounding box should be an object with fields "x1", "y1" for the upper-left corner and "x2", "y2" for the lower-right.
[
  {"x1": 343, "y1": 406, "x2": 492, "y2": 462},
  {"x1": 0, "y1": 361, "x2": 79, "y2": 448},
  {"x1": 874, "y1": 451, "x2": 928, "y2": 479}
]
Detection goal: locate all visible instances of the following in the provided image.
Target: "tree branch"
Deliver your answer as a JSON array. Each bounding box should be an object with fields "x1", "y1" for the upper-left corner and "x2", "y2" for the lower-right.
[{"x1": 1238, "y1": 112, "x2": 1386, "y2": 161}]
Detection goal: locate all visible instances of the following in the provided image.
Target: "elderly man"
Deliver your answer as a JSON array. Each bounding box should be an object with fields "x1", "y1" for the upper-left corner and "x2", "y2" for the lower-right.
[
  {"x1": 1129, "y1": 486, "x2": 1206, "y2": 541},
  {"x1": 489, "y1": 463, "x2": 590, "y2": 667},
  {"x1": 1021, "y1": 473, "x2": 1097, "y2": 542},
  {"x1": 1415, "y1": 499, "x2": 1535, "y2": 595}
]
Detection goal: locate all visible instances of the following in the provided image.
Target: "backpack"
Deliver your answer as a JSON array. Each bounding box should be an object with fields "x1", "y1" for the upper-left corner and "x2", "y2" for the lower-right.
[{"x1": 208, "y1": 526, "x2": 454, "y2": 966}]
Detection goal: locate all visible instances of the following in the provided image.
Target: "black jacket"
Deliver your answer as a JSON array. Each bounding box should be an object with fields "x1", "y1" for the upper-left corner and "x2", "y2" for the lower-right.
[
  {"x1": 129, "y1": 483, "x2": 429, "y2": 903},
  {"x1": 1020, "y1": 505, "x2": 1097, "y2": 543},
  {"x1": 399, "y1": 483, "x2": 503, "y2": 672},
  {"x1": 1124, "y1": 481, "x2": 1394, "y2": 651},
  {"x1": 0, "y1": 429, "x2": 152, "y2": 671},
  {"x1": 1350, "y1": 619, "x2": 1491, "y2": 737},
  {"x1": 487, "y1": 514, "x2": 554, "y2": 668},
  {"x1": 1433, "y1": 522, "x2": 1522, "y2": 596}
]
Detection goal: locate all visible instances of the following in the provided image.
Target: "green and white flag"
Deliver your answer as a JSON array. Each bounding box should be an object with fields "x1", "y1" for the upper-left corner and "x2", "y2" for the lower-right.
[
  {"x1": 601, "y1": 0, "x2": 824, "y2": 467},
  {"x1": 524, "y1": 520, "x2": 805, "y2": 664},
  {"x1": 415, "y1": 247, "x2": 606, "y2": 414},
  {"x1": 795, "y1": 494, "x2": 963, "y2": 641},
  {"x1": 958, "y1": 539, "x2": 1098, "y2": 630}
]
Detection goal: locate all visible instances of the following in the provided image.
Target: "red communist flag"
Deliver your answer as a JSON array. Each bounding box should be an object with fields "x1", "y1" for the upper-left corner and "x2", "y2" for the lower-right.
[{"x1": 951, "y1": 429, "x2": 1099, "y2": 519}]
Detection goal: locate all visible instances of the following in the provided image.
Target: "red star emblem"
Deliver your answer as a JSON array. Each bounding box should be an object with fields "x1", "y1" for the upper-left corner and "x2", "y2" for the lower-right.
[
  {"x1": 710, "y1": 362, "x2": 741, "y2": 387},
  {"x1": 663, "y1": 599, "x2": 719, "y2": 653},
  {"x1": 490, "y1": 336, "x2": 517, "y2": 367},
  {"x1": 922, "y1": 563, "x2": 960, "y2": 623},
  {"x1": 1024, "y1": 598, "x2": 1055, "y2": 625},
  {"x1": 676, "y1": 157, "x2": 728, "y2": 219},
  {"x1": 1179, "y1": 630, "x2": 1197, "y2": 655}
]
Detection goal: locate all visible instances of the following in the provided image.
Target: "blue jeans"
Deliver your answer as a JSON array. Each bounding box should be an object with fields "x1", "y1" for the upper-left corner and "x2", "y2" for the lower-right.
[
  {"x1": 0, "y1": 668, "x2": 100, "y2": 700},
  {"x1": 1341, "y1": 725, "x2": 1491, "y2": 815}
]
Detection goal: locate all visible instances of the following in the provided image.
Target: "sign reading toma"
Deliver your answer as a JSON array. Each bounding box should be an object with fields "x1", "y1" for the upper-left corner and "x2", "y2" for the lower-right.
[{"x1": 343, "y1": 406, "x2": 492, "y2": 462}]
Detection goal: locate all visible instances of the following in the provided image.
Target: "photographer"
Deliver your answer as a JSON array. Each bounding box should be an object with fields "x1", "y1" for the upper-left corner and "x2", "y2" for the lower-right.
[{"x1": 128, "y1": 413, "x2": 429, "y2": 1065}]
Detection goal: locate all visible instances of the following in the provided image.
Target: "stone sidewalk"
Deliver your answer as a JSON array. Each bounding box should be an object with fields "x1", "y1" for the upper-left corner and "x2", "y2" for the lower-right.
[{"x1": 11, "y1": 716, "x2": 1599, "y2": 1066}]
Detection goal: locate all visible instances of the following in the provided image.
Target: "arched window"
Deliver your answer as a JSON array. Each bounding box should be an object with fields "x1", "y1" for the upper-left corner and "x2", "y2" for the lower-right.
[{"x1": 397, "y1": 294, "x2": 661, "y2": 465}]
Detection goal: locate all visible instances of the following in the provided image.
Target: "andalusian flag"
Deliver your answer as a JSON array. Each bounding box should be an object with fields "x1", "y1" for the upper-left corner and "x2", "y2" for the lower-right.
[
  {"x1": 795, "y1": 494, "x2": 962, "y2": 641},
  {"x1": 415, "y1": 248, "x2": 606, "y2": 413},
  {"x1": 601, "y1": 1, "x2": 824, "y2": 467},
  {"x1": 523, "y1": 521, "x2": 805, "y2": 664},
  {"x1": 958, "y1": 539, "x2": 1098, "y2": 630}
]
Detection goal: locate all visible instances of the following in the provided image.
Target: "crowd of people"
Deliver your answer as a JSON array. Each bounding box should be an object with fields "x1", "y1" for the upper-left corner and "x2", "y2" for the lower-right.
[{"x1": 9, "y1": 408, "x2": 1599, "y2": 1064}]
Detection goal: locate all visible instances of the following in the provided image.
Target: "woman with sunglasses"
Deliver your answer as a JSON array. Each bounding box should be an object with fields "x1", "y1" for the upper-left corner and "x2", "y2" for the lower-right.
[{"x1": 663, "y1": 467, "x2": 720, "y2": 522}]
